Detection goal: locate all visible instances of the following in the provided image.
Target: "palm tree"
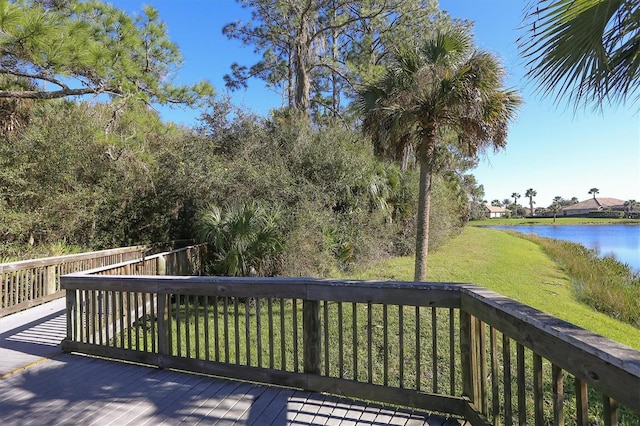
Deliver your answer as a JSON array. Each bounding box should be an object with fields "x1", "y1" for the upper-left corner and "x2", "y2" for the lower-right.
[
  {"x1": 550, "y1": 199, "x2": 562, "y2": 223},
  {"x1": 511, "y1": 192, "x2": 521, "y2": 207},
  {"x1": 589, "y1": 187, "x2": 600, "y2": 199},
  {"x1": 358, "y1": 28, "x2": 522, "y2": 281},
  {"x1": 525, "y1": 188, "x2": 537, "y2": 217},
  {"x1": 520, "y1": 0, "x2": 640, "y2": 107},
  {"x1": 491, "y1": 199, "x2": 502, "y2": 207}
]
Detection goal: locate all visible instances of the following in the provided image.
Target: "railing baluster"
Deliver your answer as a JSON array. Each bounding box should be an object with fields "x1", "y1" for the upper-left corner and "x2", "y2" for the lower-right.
[
  {"x1": 194, "y1": 295, "x2": 200, "y2": 359},
  {"x1": 104, "y1": 291, "x2": 111, "y2": 346},
  {"x1": 352, "y1": 302, "x2": 358, "y2": 381},
  {"x1": 338, "y1": 301, "x2": 344, "y2": 378},
  {"x1": 175, "y1": 294, "x2": 182, "y2": 357},
  {"x1": 603, "y1": 395, "x2": 618, "y2": 426},
  {"x1": 323, "y1": 300, "x2": 329, "y2": 376},
  {"x1": 268, "y1": 298, "x2": 274, "y2": 369},
  {"x1": 368, "y1": 302, "x2": 373, "y2": 384},
  {"x1": 185, "y1": 294, "x2": 191, "y2": 357},
  {"x1": 214, "y1": 295, "x2": 220, "y2": 362},
  {"x1": 490, "y1": 327, "x2": 500, "y2": 423},
  {"x1": 552, "y1": 364, "x2": 564, "y2": 426},
  {"x1": 517, "y1": 343, "x2": 526, "y2": 425},
  {"x1": 449, "y1": 307, "x2": 455, "y2": 395},
  {"x1": 223, "y1": 296, "x2": 229, "y2": 363},
  {"x1": 255, "y1": 297, "x2": 261, "y2": 367},
  {"x1": 399, "y1": 304, "x2": 404, "y2": 388},
  {"x1": 292, "y1": 299, "x2": 299, "y2": 372},
  {"x1": 245, "y1": 298, "x2": 251, "y2": 366},
  {"x1": 479, "y1": 320, "x2": 487, "y2": 416},
  {"x1": 383, "y1": 304, "x2": 388, "y2": 386},
  {"x1": 119, "y1": 292, "x2": 124, "y2": 348},
  {"x1": 575, "y1": 378, "x2": 588, "y2": 426},
  {"x1": 234, "y1": 297, "x2": 240, "y2": 364},
  {"x1": 533, "y1": 353, "x2": 543, "y2": 426},
  {"x1": 204, "y1": 295, "x2": 210, "y2": 361},
  {"x1": 280, "y1": 298, "x2": 285, "y2": 370},
  {"x1": 415, "y1": 305, "x2": 421, "y2": 392},
  {"x1": 135, "y1": 293, "x2": 142, "y2": 351},
  {"x1": 432, "y1": 307, "x2": 438, "y2": 394},
  {"x1": 143, "y1": 293, "x2": 150, "y2": 352},
  {"x1": 503, "y1": 334, "x2": 513, "y2": 426}
]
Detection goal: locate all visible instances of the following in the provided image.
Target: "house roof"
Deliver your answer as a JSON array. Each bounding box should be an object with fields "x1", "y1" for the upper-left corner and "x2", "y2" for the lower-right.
[
  {"x1": 561, "y1": 197, "x2": 626, "y2": 211},
  {"x1": 485, "y1": 205, "x2": 507, "y2": 213}
]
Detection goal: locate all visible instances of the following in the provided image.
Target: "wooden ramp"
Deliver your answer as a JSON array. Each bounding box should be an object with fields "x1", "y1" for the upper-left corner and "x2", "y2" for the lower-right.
[{"x1": 0, "y1": 300, "x2": 467, "y2": 425}]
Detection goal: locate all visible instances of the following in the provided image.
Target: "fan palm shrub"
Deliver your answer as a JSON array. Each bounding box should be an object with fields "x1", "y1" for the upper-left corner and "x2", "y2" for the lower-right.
[{"x1": 196, "y1": 202, "x2": 284, "y2": 277}]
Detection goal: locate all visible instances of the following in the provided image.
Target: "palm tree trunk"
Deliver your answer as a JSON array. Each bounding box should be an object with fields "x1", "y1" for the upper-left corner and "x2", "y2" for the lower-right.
[{"x1": 414, "y1": 138, "x2": 435, "y2": 281}]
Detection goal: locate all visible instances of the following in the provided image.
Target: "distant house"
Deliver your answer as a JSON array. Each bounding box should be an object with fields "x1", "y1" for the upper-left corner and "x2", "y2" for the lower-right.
[
  {"x1": 485, "y1": 205, "x2": 507, "y2": 218},
  {"x1": 561, "y1": 197, "x2": 626, "y2": 216}
]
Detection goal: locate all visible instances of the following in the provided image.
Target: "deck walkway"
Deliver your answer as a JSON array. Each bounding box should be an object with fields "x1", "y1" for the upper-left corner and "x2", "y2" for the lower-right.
[{"x1": 0, "y1": 299, "x2": 467, "y2": 425}]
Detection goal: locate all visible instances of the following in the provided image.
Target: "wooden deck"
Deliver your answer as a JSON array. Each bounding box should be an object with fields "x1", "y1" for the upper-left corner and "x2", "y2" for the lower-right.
[{"x1": 0, "y1": 299, "x2": 467, "y2": 425}]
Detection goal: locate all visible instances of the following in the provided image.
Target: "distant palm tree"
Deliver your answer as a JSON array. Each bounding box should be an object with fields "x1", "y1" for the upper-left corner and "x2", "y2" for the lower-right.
[
  {"x1": 511, "y1": 192, "x2": 521, "y2": 207},
  {"x1": 550, "y1": 200, "x2": 562, "y2": 223},
  {"x1": 358, "y1": 28, "x2": 522, "y2": 281},
  {"x1": 491, "y1": 199, "x2": 502, "y2": 207},
  {"x1": 502, "y1": 198, "x2": 512, "y2": 208},
  {"x1": 520, "y1": 0, "x2": 639, "y2": 107},
  {"x1": 589, "y1": 188, "x2": 600, "y2": 199},
  {"x1": 525, "y1": 188, "x2": 537, "y2": 217}
]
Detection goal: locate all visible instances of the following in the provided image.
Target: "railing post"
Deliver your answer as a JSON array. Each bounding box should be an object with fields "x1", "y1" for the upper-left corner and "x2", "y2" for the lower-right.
[
  {"x1": 157, "y1": 293, "x2": 171, "y2": 368},
  {"x1": 63, "y1": 288, "x2": 80, "y2": 350},
  {"x1": 460, "y1": 310, "x2": 479, "y2": 404},
  {"x1": 303, "y1": 299, "x2": 321, "y2": 375},
  {"x1": 157, "y1": 255, "x2": 166, "y2": 276},
  {"x1": 45, "y1": 265, "x2": 57, "y2": 296}
]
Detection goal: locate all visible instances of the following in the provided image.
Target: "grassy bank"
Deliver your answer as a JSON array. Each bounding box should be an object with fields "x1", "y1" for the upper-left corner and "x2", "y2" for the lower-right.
[
  {"x1": 348, "y1": 226, "x2": 640, "y2": 349},
  {"x1": 471, "y1": 217, "x2": 640, "y2": 226}
]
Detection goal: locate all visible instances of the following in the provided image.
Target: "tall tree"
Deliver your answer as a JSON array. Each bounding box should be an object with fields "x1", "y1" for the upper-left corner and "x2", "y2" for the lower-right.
[
  {"x1": 525, "y1": 188, "x2": 537, "y2": 216},
  {"x1": 358, "y1": 28, "x2": 522, "y2": 281},
  {"x1": 589, "y1": 187, "x2": 600, "y2": 199},
  {"x1": 520, "y1": 0, "x2": 640, "y2": 107},
  {"x1": 0, "y1": 1, "x2": 213, "y2": 105},
  {"x1": 223, "y1": 0, "x2": 447, "y2": 117}
]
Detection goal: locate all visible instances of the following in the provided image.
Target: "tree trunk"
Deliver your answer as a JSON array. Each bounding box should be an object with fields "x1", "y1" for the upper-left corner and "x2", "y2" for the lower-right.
[
  {"x1": 414, "y1": 136, "x2": 435, "y2": 282},
  {"x1": 294, "y1": 12, "x2": 311, "y2": 113}
]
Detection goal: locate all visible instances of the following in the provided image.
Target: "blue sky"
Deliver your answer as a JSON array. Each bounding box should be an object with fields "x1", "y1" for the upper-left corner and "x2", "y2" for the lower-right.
[{"x1": 110, "y1": 0, "x2": 639, "y2": 208}]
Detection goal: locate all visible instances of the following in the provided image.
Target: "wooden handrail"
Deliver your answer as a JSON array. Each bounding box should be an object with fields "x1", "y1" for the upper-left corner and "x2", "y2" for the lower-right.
[{"x1": 0, "y1": 246, "x2": 147, "y2": 273}]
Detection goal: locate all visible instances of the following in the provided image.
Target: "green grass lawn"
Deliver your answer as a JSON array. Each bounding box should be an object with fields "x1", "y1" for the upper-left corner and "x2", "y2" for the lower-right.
[
  {"x1": 471, "y1": 217, "x2": 640, "y2": 226},
  {"x1": 349, "y1": 226, "x2": 640, "y2": 349}
]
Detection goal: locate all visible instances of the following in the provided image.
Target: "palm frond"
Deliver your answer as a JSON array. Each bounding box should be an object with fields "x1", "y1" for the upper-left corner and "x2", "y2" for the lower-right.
[{"x1": 520, "y1": 0, "x2": 639, "y2": 107}]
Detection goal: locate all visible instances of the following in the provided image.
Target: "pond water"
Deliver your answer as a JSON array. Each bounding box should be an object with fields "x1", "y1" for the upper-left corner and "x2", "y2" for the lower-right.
[{"x1": 487, "y1": 225, "x2": 640, "y2": 271}]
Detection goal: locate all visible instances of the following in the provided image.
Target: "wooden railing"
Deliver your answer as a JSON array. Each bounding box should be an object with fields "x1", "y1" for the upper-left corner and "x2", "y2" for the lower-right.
[
  {"x1": 0, "y1": 246, "x2": 147, "y2": 316},
  {"x1": 0, "y1": 241, "x2": 195, "y2": 316},
  {"x1": 60, "y1": 255, "x2": 640, "y2": 425}
]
